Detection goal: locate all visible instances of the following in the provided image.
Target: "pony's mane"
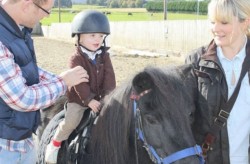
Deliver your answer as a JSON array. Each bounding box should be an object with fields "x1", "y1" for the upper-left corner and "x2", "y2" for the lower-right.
[
  {"x1": 90, "y1": 77, "x2": 135, "y2": 164},
  {"x1": 143, "y1": 66, "x2": 193, "y2": 119}
]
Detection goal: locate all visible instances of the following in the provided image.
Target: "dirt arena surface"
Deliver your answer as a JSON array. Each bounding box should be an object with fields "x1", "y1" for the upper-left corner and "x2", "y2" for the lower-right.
[{"x1": 33, "y1": 36, "x2": 185, "y2": 85}]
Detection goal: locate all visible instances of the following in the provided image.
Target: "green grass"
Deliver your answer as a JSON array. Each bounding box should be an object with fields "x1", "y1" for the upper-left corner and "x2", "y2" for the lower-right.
[{"x1": 41, "y1": 5, "x2": 208, "y2": 25}]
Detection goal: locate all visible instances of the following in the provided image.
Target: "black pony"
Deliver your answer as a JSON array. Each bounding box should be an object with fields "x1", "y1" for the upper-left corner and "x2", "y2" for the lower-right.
[{"x1": 37, "y1": 64, "x2": 204, "y2": 164}]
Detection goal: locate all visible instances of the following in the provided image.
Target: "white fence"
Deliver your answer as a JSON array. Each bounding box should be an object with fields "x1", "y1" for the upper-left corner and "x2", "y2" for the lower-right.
[{"x1": 40, "y1": 20, "x2": 212, "y2": 55}]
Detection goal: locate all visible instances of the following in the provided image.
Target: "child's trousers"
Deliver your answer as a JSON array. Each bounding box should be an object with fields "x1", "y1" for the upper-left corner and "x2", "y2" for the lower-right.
[{"x1": 53, "y1": 102, "x2": 88, "y2": 142}]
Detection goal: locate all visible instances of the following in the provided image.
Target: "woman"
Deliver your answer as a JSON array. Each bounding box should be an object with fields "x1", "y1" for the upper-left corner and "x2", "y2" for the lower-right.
[{"x1": 185, "y1": 0, "x2": 250, "y2": 163}]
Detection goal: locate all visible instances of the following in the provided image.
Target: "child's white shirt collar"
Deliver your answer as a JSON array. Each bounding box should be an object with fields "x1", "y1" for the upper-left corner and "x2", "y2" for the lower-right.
[{"x1": 80, "y1": 46, "x2": 102, "y2": 60}]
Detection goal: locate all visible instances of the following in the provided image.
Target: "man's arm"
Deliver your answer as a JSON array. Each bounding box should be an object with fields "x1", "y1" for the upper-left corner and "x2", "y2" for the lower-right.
[{"x1": 0, "y1": 42, "x2": 66, "y2": 112}]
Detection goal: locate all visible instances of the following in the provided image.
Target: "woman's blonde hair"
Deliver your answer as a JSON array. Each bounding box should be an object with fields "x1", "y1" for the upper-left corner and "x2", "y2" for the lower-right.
[{"x1": 208, "y1": 0, "x2": 250, "y2": 36}]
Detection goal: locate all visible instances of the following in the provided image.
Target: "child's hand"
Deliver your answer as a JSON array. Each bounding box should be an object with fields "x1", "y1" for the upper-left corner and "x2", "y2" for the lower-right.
[{"x1": 88, "y1": 99, "x2": 101, "y2": 113}]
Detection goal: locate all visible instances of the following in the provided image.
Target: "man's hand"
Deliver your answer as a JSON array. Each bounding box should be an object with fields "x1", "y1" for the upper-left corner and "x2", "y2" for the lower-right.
[{"x1": 59, "y1": 66, "x2": 89, "y2": 88}]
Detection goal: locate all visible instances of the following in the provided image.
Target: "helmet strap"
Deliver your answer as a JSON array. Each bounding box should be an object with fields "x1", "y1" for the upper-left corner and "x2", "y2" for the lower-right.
[
  {"x1": 79, "y1": 44, "x2": 96, "y2": 52},
  {"x1": 76, "y1": 34, "x2": 92, "y2": 52},
  {"x1": 103, "y1": 35, "x2": 108, "y2": 48},
  {"x1": 77, "y1": 34, "x2": 81, "y2": 45}
]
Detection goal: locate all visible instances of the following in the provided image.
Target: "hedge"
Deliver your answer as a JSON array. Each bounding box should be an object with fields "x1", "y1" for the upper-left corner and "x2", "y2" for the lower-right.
[{"x1": 145, "y1": 1, "x2": 209, "y2": 14}]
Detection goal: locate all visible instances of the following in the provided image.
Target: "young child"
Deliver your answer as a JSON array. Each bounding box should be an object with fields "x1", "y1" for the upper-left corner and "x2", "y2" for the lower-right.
[{"x1": 45, "y1": 10, "x2": 116, "y2": 163}]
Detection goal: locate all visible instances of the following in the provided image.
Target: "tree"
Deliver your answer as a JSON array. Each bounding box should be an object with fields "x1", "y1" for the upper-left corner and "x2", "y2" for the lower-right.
[
  {"x1": 109, "y1": 0, "x2": 119, "y2": 8},
  {"x1": 54, "y1": 0, "x2": 72, "y2": 8},
  {"x1": 135, "y1": 0, "x2": 143, "y2": 7}
]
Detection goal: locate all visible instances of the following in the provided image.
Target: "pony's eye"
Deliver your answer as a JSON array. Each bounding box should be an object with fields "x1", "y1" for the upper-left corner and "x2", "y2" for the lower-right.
[{"x1": 144, "y1": 115, "x2": 157, "y2": 124}]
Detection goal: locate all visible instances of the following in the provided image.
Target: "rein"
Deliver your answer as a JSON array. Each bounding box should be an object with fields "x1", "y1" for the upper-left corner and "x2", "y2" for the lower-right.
[{"x1": 130, "y1": 90, "x2": 205, "y2": 164}]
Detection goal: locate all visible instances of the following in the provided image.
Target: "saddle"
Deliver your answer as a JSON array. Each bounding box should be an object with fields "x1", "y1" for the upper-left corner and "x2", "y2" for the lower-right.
[{"x1": 62, "y1": 103, "x2": 98, "y2": 164}]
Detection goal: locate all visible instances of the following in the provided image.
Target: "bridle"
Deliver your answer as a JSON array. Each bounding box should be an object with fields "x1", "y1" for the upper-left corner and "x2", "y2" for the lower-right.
[{"x1": 130, "y1": 89, "x2": 205, "y2": 164}]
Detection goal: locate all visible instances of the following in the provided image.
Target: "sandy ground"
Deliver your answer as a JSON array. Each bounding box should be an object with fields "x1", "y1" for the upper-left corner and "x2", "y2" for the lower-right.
[{"x1": 33, "y1": 36, "x2": 185, "y2": 85}]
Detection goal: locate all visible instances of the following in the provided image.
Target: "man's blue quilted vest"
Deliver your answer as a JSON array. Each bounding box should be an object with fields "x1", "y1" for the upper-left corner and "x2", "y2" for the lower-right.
[{"x1": 0, "y1": 7, "x2": 41, "y2": 141}]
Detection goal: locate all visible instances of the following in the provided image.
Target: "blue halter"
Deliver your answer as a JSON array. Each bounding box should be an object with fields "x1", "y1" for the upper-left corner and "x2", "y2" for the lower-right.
[{"x1": 133, "y1": 100, "x2": 205, "y2": 164}]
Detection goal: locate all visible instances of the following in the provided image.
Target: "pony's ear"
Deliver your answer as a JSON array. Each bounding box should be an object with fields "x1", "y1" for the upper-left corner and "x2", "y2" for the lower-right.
[{"x1": 132, "y1": 72, "x2": 154, "y2": 93}]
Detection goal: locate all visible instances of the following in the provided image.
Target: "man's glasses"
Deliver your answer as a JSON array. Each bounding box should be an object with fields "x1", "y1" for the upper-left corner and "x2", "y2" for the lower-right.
[{"x1": 33, "y1": 2, "x2": 51, "y2": 15}]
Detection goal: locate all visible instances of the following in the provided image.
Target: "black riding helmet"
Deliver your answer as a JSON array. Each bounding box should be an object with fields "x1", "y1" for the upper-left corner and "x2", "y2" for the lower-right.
[{"x1": 71, "y1": 10, "x2": 110, "y2": 37}]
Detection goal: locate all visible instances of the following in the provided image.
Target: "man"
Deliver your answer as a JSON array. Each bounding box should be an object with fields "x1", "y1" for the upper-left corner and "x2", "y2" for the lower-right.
[{"x1": 0, "y1": 0, "x2": 89, "y2": 163}]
